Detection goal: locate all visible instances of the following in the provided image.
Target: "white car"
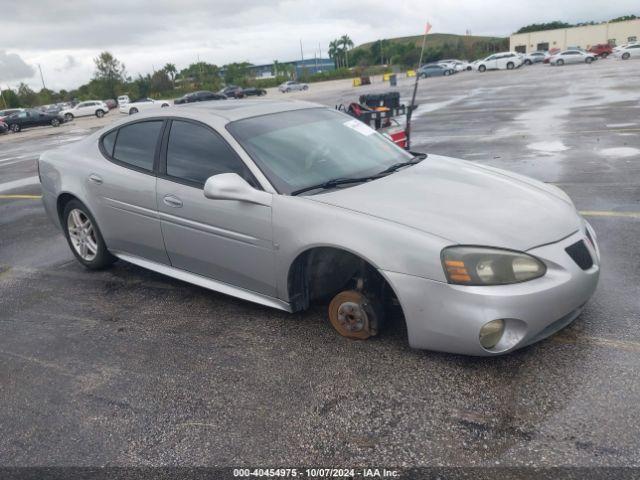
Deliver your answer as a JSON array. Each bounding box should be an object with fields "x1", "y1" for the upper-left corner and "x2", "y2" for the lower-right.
[
  {"x1": 549, "y1": 50, "x2": 597, "y2": 66},
  {"x1": 475, "y1": 52, "x2": 523, "y2": 72},
  {"x1": 278, "y1": 81, "x2": 309, "y2": 93},
  {"x1": 439, "y1": 59, "x2": 472, "y2": 71},
  {"x1": 117, "y1": 95, "x2": 130, "y2": 107},
  {"x1": 119, "y1": 98, "x2": 171, "y2": 115},
  {"x1": 613, "y1": 44, "x2": 640, "y2": 60},
  {"x1": 61, "y1": 101, "x2": 109, "y2": 121}
]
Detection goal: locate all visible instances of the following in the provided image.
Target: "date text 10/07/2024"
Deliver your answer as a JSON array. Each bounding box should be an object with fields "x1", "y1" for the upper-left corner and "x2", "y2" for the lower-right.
[{"x1": 233, "y1": 468, "x2": 400, "y2": 478}]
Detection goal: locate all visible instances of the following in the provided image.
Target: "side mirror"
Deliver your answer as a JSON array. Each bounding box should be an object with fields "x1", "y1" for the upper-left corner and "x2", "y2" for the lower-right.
[{"x1": 203, "y1": 173, "x2": 272, "y2": 207}]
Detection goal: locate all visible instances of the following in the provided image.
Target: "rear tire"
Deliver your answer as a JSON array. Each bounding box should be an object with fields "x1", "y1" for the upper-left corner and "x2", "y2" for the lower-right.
[
  {"x1": 444, "y1": 70, "x2": 450, "y2": 76},
  {"x1": 600, "y1": 52, "x2": 609, "y2": 59},
  {"x1": 524, "y1": 59, "x2": 532, "y2": 65},
  {"x1": 303, "y1": 85, "x2": 309, "y2": 90},
  {"x1": 585, "y1": 57, "x2": 593, "y2": 64},
  {"x1": 129, "y1": 107, "x2": 138, "y2": 115},
  {"x1": 10, "y1": 123, "x2": 20, "y2": 133},
  {"x1": 95, "y1": 110, "x2": 105, "y2": 118},
  {"x1": 51, "y1": 118, "x2": 60, "y2": 127},
  {"x1": 62, "y1": 199, "x2": 116, "y2": 270}
]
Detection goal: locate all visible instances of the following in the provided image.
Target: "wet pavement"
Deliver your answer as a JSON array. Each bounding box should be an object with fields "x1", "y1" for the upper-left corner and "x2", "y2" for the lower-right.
[{"x1": 0, "y1": 59, "x2": 639, "y2": 468}]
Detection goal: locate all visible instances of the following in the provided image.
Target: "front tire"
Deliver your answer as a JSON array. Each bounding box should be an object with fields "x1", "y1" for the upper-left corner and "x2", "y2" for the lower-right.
[
  {"x1": 65, "y1": 113, "x2": 74, "y2": 122},
  {"x1": 444, "y1": 70, "x2": 450, "y2": 76},
  {"x1": 161, "y1": 103, "x2": 169, "y2": 108},
  {"x1": 303, "y1": 85, "x2": 309, "y2": 90},
  {"x1": 585, "y1": 57, "x2": 593, "y2": 64},
  {"x1": 622, "y1": 52, "x2": 630, "y2": 60},
  {"x1": 600, "y1": 52, "x2": 609, "y2": 59},
  {"x1": 556, "y1": 59, "x2": 564, "y2": 66},
  {"x1": 63, "y1": 200, "x2": 116, "y2": 270},
  {"x1": 506, "y1": 62, "x2": 515, "y2": 70},
  {"x1": 524, "y1": 59, "x2": 532, "y2": 65},
  {"x1": 478, "y1": 65, "x2": 486, "y2": 72},
  {"x1": 129, "y1": 107, "x2": 139, "y2": 115},
  {"x1": 10, "y1": 123, "x2": 21, "y2": 133},
  {"x1": 95, "y1": 110, "x2": 105, "y2": 118},
  {"x1": 51, "y1": 118, "x2": 60, "y2": 127}
]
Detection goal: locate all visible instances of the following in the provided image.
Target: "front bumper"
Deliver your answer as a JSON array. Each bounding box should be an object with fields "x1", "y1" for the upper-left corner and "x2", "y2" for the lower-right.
[{"x1": 382, "y1": 228, "x2": 600, "y2": 356}]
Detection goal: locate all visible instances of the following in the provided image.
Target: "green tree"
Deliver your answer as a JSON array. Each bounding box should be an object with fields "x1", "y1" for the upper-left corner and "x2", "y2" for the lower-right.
[
  {"x1": 516, "y1": 21, "x2": 572, "y2": 34},
  {"x1": 93, "y1": 51, "x2": 126, "y2": 99},
  {"x1": 151, "y1": 70, "x2": 172, "y2": 94},
  {"x1": 340, "y1": 34, "x2": 354, "y2": 68},
  {"x1": 0, "y1": 88, "x2": 21, "y2": 108},
  {"x1": 163, "y1": 63, "x2": 177, "y2": 86},
  {"x1": 17, "y1": 82, "x2": 37, "y2": 107},
  {"x1": 223, "y1": 62, "x2": 252, "y2": 85}
]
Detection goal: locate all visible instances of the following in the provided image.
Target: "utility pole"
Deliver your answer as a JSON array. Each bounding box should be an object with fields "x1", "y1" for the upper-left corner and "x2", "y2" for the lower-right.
[
  {"x1": 38, "y1": 64, "x2": 47, "y2": 90},
  {"x1": 406, "y1": 22, "x2": 432, "y2": 150}
]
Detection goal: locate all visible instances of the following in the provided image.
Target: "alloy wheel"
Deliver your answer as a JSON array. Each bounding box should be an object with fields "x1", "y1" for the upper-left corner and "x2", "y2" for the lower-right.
[{"x1": 67, "y1": 209, "x2": 98, "y2": 261}]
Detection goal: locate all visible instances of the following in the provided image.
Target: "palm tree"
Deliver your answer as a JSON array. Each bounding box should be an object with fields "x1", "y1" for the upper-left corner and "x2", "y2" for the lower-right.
[
  {"x1": 163, "y1": 63, "x2": 177, "y2": 86},
  {"x1": 340, "y1": 34, "x2": 354, "y2": 68},
  {"x1": 328, "y1": 40, "x2": 341, "y2": 69},
  {"x1": 272, "y1": 60, "x2": 280, "y2": 77}
]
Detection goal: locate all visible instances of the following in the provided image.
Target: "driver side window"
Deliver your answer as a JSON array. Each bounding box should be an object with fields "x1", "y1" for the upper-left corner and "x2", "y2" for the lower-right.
[{"x1": 165, "y1": 120, "x2": 257, "y2": 187}]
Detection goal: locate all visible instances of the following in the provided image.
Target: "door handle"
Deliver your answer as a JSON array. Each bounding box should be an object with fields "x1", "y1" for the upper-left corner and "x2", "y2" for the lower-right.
[
  {"x1": 163, "y1": 194, "x2": 183, "y2": 208},
  {"x1": 88, "y1": 174, "x2": 103, "y2": 184}
]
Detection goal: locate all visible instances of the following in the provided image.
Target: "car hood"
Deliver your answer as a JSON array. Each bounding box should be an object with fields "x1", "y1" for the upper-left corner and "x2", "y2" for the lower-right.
[{"x1": 308, "y1": 155, "x2": 580, "y2": 251}]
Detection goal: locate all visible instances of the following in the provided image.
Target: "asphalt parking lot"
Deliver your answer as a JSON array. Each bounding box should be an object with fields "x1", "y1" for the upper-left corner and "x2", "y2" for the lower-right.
[{"x1": 1, "y1": 59, "x2": 639, "y2": 468}]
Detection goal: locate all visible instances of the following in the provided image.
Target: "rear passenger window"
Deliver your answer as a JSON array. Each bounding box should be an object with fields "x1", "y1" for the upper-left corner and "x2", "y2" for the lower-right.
[
  {"x1": 166, "y1": 120, "x2": 253, "y2": 186},
  {"x1": 101, "y1": 130, "x2": 117, "y2": 157},
  {"x1": 113, "y1": 121, "x2": 163, "y2": 171}
]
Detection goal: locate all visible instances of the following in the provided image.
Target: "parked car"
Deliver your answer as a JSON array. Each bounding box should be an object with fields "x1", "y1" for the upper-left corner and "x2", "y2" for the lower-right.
[
  {"x1": 0, "y1": 108, "x2": 23, "y2": 121},
  {"x1": 61, "y1": 101, "x2": 109, "y2": 121},
  {"x1": 117, "y1": 95, "x2": 130, "y2": 107},
  {"x1": 438, "y1": 59, "x2": 472, "y2": 71},
  {"x1": 549, "y1": 50, "x2": 597, "y2": 65},
  {"x1": 523, "y1": 51, "x2": 547, "y2": 65},
  {"x1": 4, "y1": 108, "x2": 63, "y2": 132},
  {"x1": 418, "y1": 64, "x2": 455, "y2": 78},
  {"x1": 613, "y1": 43, "x2": 640, "y2": 60},
  {"x1": 218, "y1": 85, "x2": 244, "y2": 99},
  {"x1": 174, "y1": 91, "x2": 227, "y2": 104},
  {"x1": 39, "y1": 101, "x2": 599, "y2": 356},
  {"x1": 119, "y1": 98, "x2": 171, "y2": 115},
  {"x1": 104, "y1": 99, "x2": 117, "y2": 109},
  {"x1": 278, "y1": 81, "x2": 309, "y2": 93},
  {"x1": 588, "y1": 44, "x2": 613, "y2": 58},
  {"x1": 241, "y1": 87, "x2": 267, "y2": 97},
  {"x1": 0, "y1": 120, "x2": 8, "y2": 134},
  {"x1": 475, "y1": 52, "x2": 523, "y2": 72}
]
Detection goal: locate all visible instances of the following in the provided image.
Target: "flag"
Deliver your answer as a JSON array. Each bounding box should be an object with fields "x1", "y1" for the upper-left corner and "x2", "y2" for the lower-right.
[{"x1": 425, "y1": 22, "x2": 432, "y2": 34}]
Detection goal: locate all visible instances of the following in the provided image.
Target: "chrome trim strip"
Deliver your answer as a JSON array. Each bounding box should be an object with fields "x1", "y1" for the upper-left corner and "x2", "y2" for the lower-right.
[
  {"x1": 114, "y1": 251, "x2": 292, "y2": 312},
  {"x1": 104, "y1": 197, "x2": 159, "y2": 219}
]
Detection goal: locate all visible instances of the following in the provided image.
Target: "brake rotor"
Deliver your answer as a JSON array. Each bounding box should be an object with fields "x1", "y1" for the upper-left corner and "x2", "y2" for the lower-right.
[{"x1": 328, "y1": 290, "x2": 377, "y2": 340}]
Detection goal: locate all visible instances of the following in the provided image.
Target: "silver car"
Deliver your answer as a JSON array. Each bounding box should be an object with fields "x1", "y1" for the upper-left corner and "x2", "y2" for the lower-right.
[
  {"x1": 39, "y1": 101, "x2": 600, "y2": 356},
  {"x1": 549, "y1": 50, "x2": 597, "y2": 65},
  {"x1": 278, "y1": 81, "x2": 309, "y2": 93}
]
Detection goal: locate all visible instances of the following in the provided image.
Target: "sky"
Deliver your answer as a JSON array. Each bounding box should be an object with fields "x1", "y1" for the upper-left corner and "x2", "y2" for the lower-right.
[{"x1": 1, "y1": 0, "x2": 638, "y2": 91}]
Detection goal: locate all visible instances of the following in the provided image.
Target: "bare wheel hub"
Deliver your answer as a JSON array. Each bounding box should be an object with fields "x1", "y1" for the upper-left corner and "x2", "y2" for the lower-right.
[{"x1": 328, "y1": 290, "x2": 378, "y2": 340}]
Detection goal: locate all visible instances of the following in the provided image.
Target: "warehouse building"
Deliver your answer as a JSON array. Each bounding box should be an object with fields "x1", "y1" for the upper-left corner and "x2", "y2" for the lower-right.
[{"x1": 510, "y1": 18, "x2": 640, "y2": 53}]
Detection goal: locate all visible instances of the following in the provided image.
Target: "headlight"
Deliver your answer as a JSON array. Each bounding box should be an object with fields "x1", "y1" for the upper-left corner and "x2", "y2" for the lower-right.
[{"x1": 441, "y1": 246, "x2": 546, "y2": 285}]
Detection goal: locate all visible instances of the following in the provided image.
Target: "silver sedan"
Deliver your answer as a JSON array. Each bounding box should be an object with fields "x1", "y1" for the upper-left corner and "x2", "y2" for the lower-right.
[
  {"x1": 39, "y1": 101, "x2": 600, "y2": 356},
  {"x1": 549, "y1": 50, "x2": 597, "y2": 65}
]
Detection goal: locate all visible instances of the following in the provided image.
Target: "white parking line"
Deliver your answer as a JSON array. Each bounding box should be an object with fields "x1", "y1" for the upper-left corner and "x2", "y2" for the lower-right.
[{"x1": 0, "y1": 176, "x2": 40, "y2": 193}]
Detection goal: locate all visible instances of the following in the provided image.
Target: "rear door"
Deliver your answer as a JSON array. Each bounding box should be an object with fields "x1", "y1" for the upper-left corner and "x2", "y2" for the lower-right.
[
  {"x1": 88, "y1": 119, "x2": 170, "y2": 264},
  {"x1": 156, "y1": 118, "x2": 276, "y2": 295}
]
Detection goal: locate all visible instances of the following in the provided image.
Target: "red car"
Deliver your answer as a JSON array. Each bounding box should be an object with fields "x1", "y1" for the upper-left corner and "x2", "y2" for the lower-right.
[{"x1": 588, "y1": 44, "x2": 613, "y2": 58}]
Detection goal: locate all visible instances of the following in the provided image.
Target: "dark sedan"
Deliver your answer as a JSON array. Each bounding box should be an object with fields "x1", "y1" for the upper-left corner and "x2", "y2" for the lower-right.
[
  {"x1": 418, "y1": 64, "x2": 455, "y2": 78},
  {"x1": 218, "y1": 85, "x2": 244, "y2": 99},
  {"x1": 241, "y1": 87, "x2": 267, "y2": 97},
  {"x1": 174, "y1": 90, "x2": 227, "y2": 104},
  {"x1": 4, "y1": 108, "x2": 63, "y2": 133}
]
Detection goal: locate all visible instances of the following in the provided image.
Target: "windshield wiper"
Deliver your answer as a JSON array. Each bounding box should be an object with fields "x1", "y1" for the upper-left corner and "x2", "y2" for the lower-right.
[
  {"x1": 377, "y1": 153, "x2": 427, "y2": 175},
  {"x1": 290, "y1": 176, "x2": 381, "y2": 196}
]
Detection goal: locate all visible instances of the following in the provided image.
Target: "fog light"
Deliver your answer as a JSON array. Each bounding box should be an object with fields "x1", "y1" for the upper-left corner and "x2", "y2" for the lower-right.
[{"x1": 479, "y1": 319, "x2": 505, "y2": 349}]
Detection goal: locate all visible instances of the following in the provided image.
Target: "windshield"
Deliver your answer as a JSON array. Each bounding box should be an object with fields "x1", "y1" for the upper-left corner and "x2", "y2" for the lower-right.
[{"x1": 227, "y1": 108, "x2": 412, "y2": 194}]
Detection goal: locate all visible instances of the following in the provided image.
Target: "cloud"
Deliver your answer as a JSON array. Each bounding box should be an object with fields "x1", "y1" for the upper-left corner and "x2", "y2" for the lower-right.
[
  {"x1": 55, "y1": 55, "x2": 79, "y2": 72},
  {"x1": 0, "y1": 50, "x2": 36, "y2": 82}
]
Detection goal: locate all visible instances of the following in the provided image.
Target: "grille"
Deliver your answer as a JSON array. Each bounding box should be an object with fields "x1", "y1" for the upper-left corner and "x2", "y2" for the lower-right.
[{"x1": 565, "y1": 240, "x2": 593, "y2": 270}]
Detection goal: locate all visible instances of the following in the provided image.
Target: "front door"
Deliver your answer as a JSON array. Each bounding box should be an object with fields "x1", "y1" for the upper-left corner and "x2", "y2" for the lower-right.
[{"x1": 156, "y1": 119, "x2": 276, "y2": 296}]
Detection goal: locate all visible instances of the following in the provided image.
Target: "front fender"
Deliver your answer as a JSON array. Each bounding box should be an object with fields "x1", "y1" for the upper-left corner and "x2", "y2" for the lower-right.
[{"x1": 272, "y1": 195, "x2": 451, "y2": 301}]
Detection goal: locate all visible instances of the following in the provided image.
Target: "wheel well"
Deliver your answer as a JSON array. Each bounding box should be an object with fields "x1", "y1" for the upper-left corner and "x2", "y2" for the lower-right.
[
  {"x1": 56, "y1": 193, "x2": 78, "y2": 224},
  {"x1": 287, "y1": 247, "x2": 396, "y2": 312}
]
